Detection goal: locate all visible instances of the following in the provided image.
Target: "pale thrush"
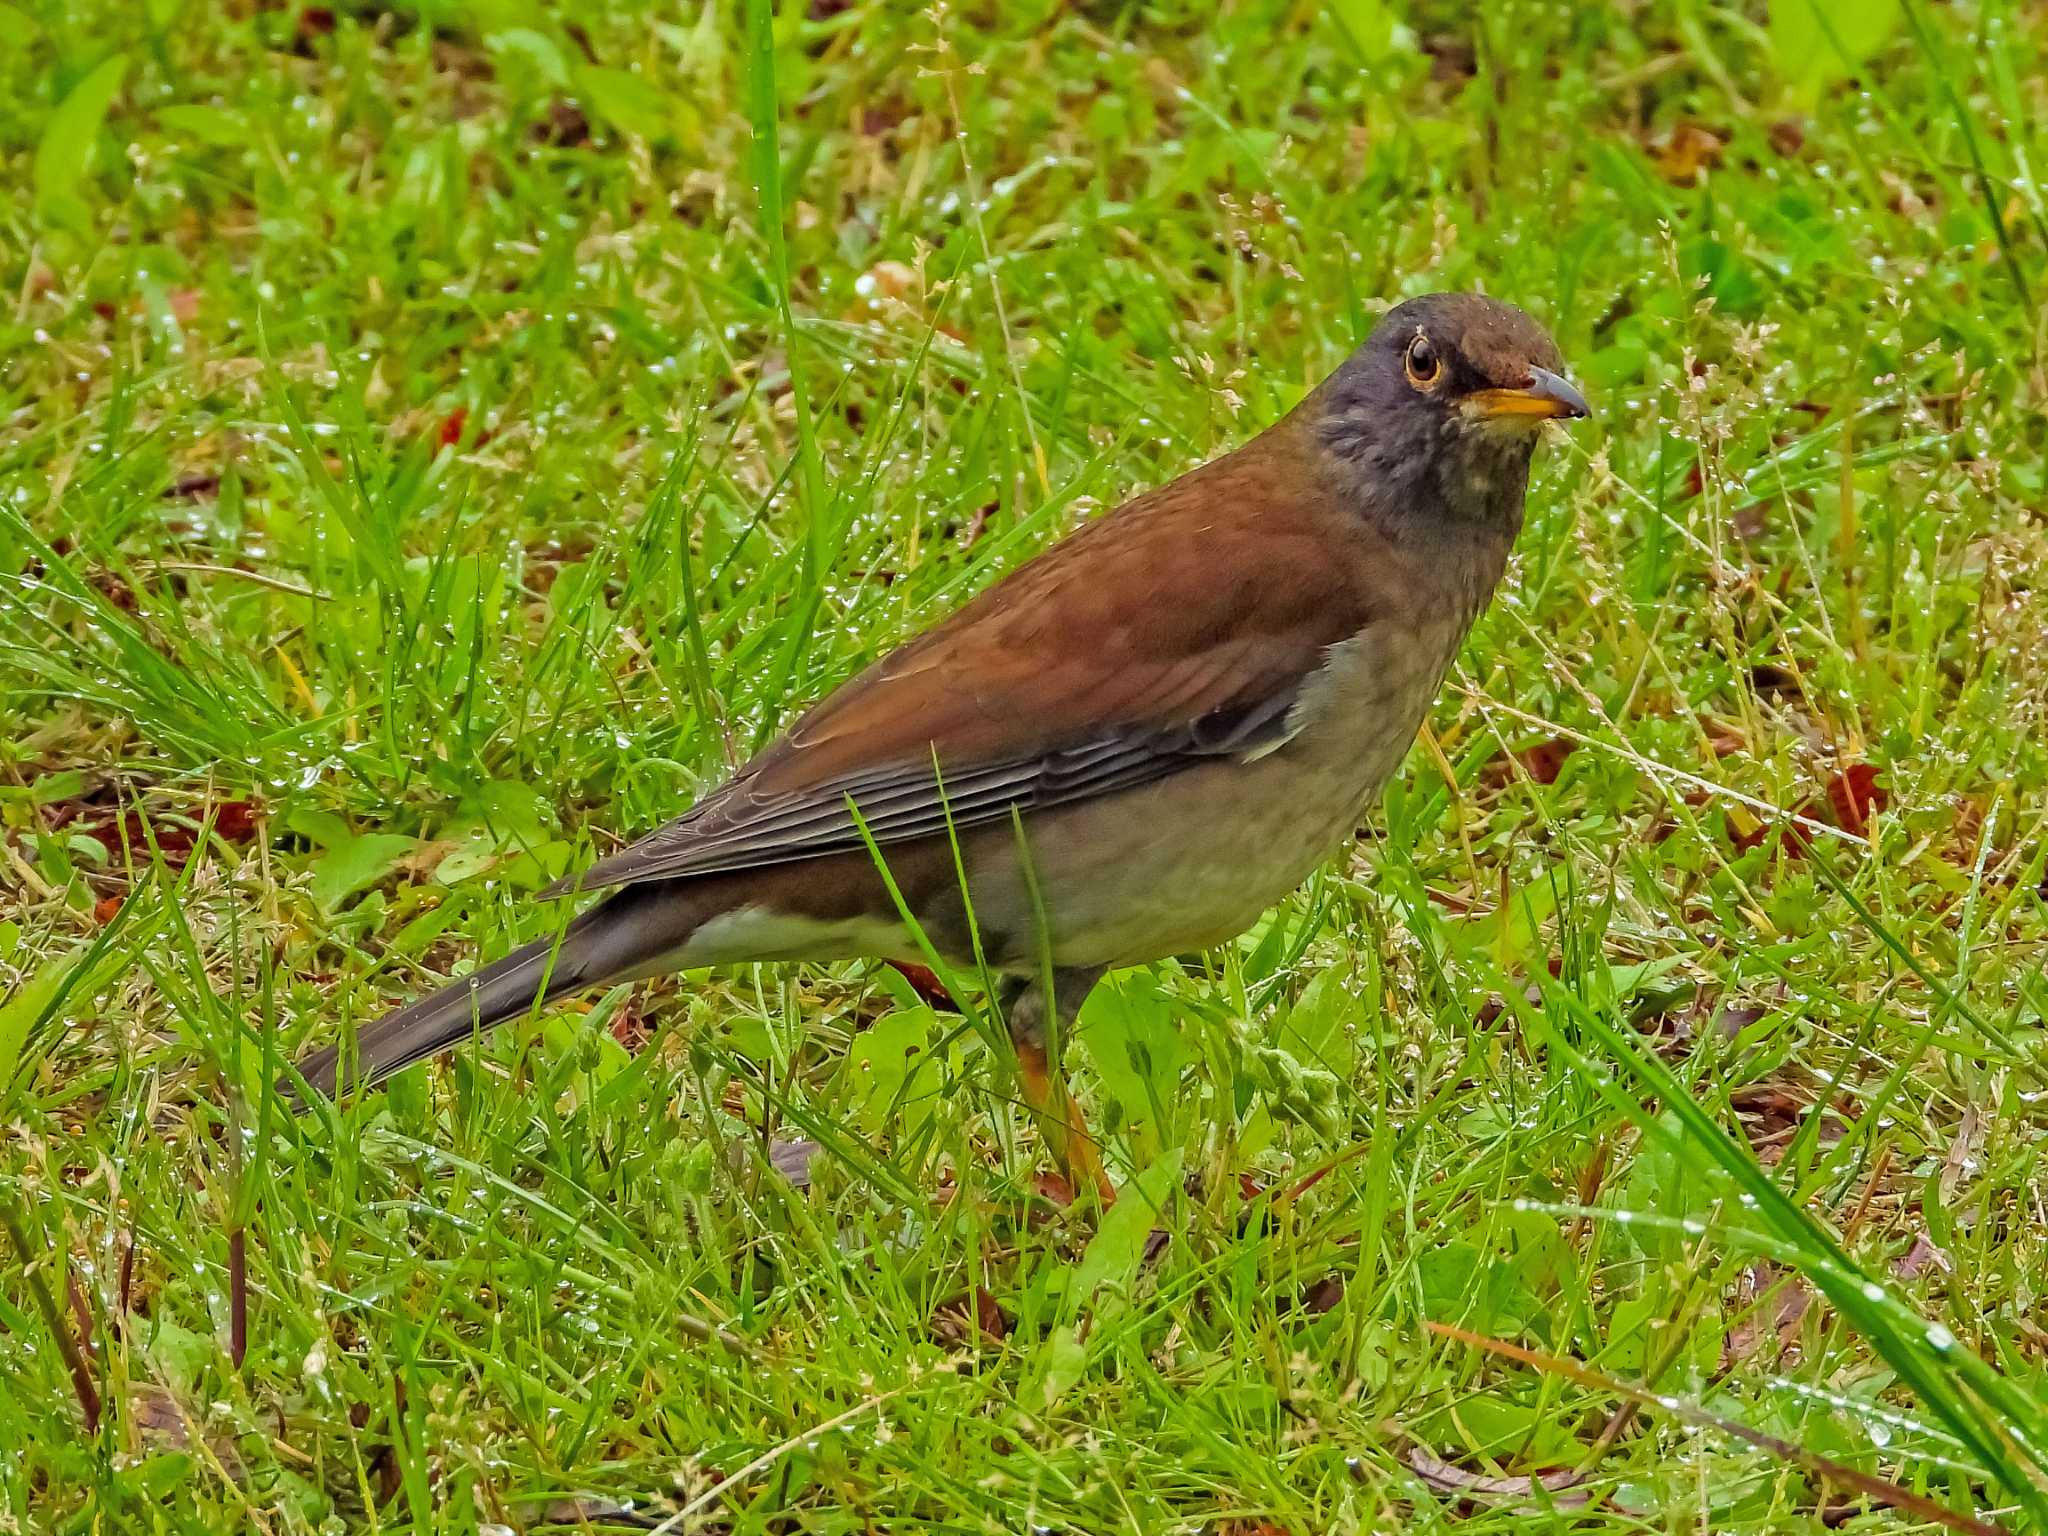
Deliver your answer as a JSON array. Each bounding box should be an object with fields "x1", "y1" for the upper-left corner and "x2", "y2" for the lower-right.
[{"x1": 297, "y1": 292, "x2": 1588, "y2": 1198}]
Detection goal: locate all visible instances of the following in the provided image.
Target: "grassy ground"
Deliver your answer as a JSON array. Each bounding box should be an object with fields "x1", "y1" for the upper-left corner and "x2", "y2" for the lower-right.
[{"x1": 4, "y1": 0, "x2": 2047, "y2": 1530}]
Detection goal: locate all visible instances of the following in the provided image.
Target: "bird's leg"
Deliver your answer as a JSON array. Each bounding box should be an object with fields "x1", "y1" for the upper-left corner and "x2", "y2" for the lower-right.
[{"x1": 999, "y1": 965, "x2": 1111, "y2": 1204}]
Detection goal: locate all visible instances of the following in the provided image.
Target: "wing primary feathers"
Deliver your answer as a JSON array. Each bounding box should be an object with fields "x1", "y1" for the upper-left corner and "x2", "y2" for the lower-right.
[{"x1": 540, "y1": 680, "x2": 1313, "y2": 897}]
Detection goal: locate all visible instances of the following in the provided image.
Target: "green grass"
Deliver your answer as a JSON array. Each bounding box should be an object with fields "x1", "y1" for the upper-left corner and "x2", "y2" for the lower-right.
[{"x1": 4, "y1": 0, "x2": 2048, "y2": 1530}]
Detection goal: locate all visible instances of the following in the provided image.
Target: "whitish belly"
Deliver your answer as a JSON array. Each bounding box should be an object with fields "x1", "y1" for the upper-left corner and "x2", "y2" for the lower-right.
[
  {"x1": 977, "y1": 760, "x2": 1378, "y2": 967},
  {"x1": 951, "y1": 627, "x2": 1453, "y2": 969}
]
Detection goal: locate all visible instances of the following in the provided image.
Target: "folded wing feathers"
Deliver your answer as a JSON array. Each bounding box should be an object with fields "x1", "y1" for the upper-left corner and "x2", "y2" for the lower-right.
[{"x1": 546, "y1": 684, "x2": 1306, "y2": 895}]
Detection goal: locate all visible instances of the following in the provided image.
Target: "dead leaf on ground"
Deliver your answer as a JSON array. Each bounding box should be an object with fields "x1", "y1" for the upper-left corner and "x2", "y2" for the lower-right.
[
  {"x1": 1748, "y1": 663, "x2": 1804, "y2": 701},
  {"x1": 1824, "y1": 763, "x2": 1887, "y2": 837},
  {"x1": 1727, "y1": 755, "x2": 1881, "y2": 856},
  {"x1": 1654, "y1": 122, "x2": 1726, "y2": 185},
  {"x1": 211, "y1": 798, "x2": 262, "y2": 842},
  {"x1": 1030, "y1": 1170, "x2": 1076, "y2": 1207},
  {"x1": 1298, "y1": 1274, "x2": 1344, "y2": 1315},
  {"x1": 1769, "y1": 119, "x2": 1807, "y2": 157},
  {"x1": 1421, "y1": 35, "x2": 1477, "y2": 82},
  {"x1": 162, "y1": 472, "x2": 222, "y2": 501},
  {"x1": 1406, "y1": 1447, "x2": 1591, "y2": 1510},
  {"x1": 1702, "y1": 718, "x2": 1750, "y2": 758},
  {"x1": 131, "y1": 1384, "x2": 191, "y2": 1450},
  {"x1": 1731, "y1": 1079, "x2": 1851, "y2": 1160},
  {"x1": 1716, "y1": 1003, "x2": 1769, "y2": 1039},
  {"x1": 887, "y1": 960, "x2": 957, "y2": 1010},
  {"x1": 1892, "y1": 1233, "x2": 1952, "y2": 1281},
  {"x1": 1517, "y1": 737, "x2": 1576, "y2": 786},
  {"x1": 1723, "y1": 1261, "x2": 1812, "y2": 1369},
  {"x1": 1480, "y1": 736, "x2": 1576, "y2": 790},
  {"x1": 131, "y1": 1384, "x2": 243, "y2": 1470},
  {"x1": 48, "y1": 793, "x2": 262, "y2": 870},
  {"x1": 535, "y1": 99, "x2": 591, "y2": 147},
  {"x1": 768, "y1": 1138, "x2": 820, "y2": 1188},
  {"x1": 1938, "y1": 1107, "x2": 1983, "y2": 1205},
  {"x1": 932, "y1": 1286, "x2": 1011, "y2": 1347},
  {"x1": 608, "y1": 994, "x2": 651, "y2": 1052}
]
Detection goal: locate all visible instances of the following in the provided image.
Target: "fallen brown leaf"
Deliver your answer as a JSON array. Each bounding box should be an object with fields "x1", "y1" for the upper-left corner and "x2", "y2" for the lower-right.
[
  {"x1": 1893, "y1": 1233, "x2": 1953, "y2": 1281},
  {"x1": 1824, "y1": 763, "x2": 1887, "y2": 837},
  {"x1": 162, "y1": 472, "x2": 221, "y2": 501},
  {"x1": 1030, "y1": 1170, "x2": 1076, "y2": 1207},
  {"x1": 887, "y1": 960, "x2": 957, "y2": 1011},
  {"x1": 1299, "y1": 1274, "x2": 1344, "y2": 1315},
  {"x1": 1406, "y1": 1446, "x2": 1589, "y2": 1508},
  {"x1": 768, "y1": 1138, "x2": 820, "y2": 1188},
  {"x1": 1723, "y1": 1261, "x2": 1812, "y2": 1369},
  {"x1": 1654, "y1": 122, "x2": 1725, "y2": 185},
  {"x1": 933, "y1": 1286, "x2": 1011, "y2": 1348}
]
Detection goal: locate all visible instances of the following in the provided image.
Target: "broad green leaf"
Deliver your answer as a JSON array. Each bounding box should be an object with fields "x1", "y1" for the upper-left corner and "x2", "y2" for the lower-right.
[
  {"x1": 283, "y1": 805, "x2": 351, "y2": 848},
  {"x1": 486, "y1": 26, "x2": 571, "y2": 88},
  {"x1": 458, "y1": 778, "x2": 555, "y2": 845},
  {"x1": 1033, "y1": 1323, "x2": 1088, "y2": 1410},
  {"x1": 0, "y1": 4, "x2": 38, "y2": 50},
  {"x1": 1066, "y1": 1149, "x2": 1180, "y2": 1322},
  {"x1": 1416, "y1": 1240, "x2": 1548, "y2": 1338},
  {"x1": 22, "y1": 768, "x2": 84, "y2": 804},
  {"x1": 1328, "y1": 0, "x2": 1410, "y2": 62},
  {"x1": 575, "y1": 65, "x2": 672, "y2": 142},
  {"x1": 1443, "y1": 872, "x2": 1558, "y2": 966},
  {"x1": 1769, "y1": 0, "x2": 1902, "y2": 107},
  {"x1": 35, "y1": 52, "x2": 129, "y2": 233},
  {"x1": 114, "y1": 1453, "x2": 193, "y2": 1502},
  {"x1": 433, "y1": 779, "x2": 554, "y2": 884},
  {"x1": 541, "y1": 988, "x2": 633, "y2": 1094},
  {"x1": 0, "y1": 949, "x2": 75, "y2": 1111},
  {"x1": 309, "y1": 832, "x2": 417, "y2": 910},
  {"x1": 432, "y1": 835, "x2": 504, "y2": 885},
  {"x1": 1078, "y1": 976, "x2": 1192, "y2": 1157},
  {"x1": 143, "y1": 1316, "x2": 216, "y2": 1392},
  {"x1": 1274, "y1": 963, "x2": 1359, "y2": 1080},
  {"x1": 842, "y1": 1005, "x2": 946, "y2": 1140}
]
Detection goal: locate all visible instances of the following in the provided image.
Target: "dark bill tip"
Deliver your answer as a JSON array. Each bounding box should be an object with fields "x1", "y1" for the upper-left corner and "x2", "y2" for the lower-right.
[
  {"x1": 1466, "y1": 367, "x2": 1591, "y2": 423},
  {"x1": 1526, "y1": 365, "x2": 1590, "y2": 420}
]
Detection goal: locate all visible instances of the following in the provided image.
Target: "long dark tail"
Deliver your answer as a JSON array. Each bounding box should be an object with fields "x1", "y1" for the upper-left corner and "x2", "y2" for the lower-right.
[{"x1": 292, "y1": 885, "x2": 698, "y2": 1100}]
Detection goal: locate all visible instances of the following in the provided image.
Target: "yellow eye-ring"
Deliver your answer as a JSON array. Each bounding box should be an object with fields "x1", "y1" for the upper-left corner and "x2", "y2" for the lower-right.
[{"x1": 1405, "y1": 333, "x2": 1441, "y2": 388}]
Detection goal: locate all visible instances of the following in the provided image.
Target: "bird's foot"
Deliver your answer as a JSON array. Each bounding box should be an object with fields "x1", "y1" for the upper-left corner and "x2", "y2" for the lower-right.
[{"x1": 1015, "y1": 1040, "x2": 1116, "y2": 1207}]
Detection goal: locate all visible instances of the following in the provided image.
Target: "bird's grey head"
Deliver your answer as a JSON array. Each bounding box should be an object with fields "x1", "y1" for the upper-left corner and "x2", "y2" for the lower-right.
[{"x1": 1313, "y1": 292, "x2": 1587, "y2": 538}]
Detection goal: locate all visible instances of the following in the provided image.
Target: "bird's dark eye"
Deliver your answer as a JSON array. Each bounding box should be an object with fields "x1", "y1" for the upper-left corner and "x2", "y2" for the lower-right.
[{"x1": 1405, "y1": 333, "x2": 1441, "y2": 388}]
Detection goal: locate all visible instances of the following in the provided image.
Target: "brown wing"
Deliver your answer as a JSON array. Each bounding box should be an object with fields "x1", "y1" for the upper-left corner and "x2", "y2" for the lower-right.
[{"x1": 545, "y1": 425, "x2": 1379, "y2": 895}]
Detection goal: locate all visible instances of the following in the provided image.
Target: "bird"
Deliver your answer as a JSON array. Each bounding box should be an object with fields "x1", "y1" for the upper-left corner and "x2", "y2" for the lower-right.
[{"x1": 294, "y1": 292, "x2": 1587, "y2": 1200}]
